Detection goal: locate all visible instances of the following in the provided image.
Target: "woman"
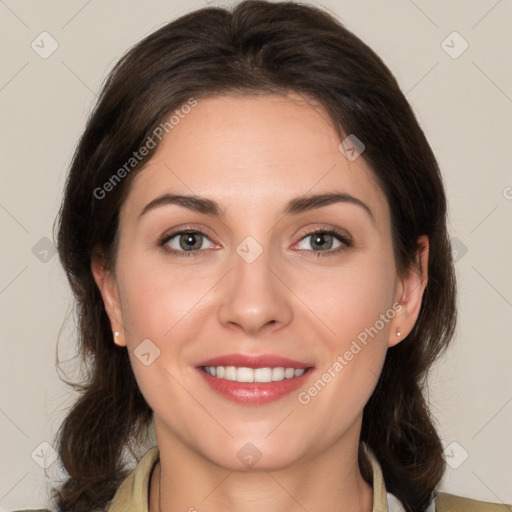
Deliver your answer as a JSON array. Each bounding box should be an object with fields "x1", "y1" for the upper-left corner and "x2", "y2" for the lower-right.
[{"x1": 17, "y1": 1, "x2": 511, "y2": 511}]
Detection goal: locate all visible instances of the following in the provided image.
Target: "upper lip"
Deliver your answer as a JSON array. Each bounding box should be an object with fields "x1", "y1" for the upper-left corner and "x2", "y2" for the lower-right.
[{"x1": 196, "y1": 353, "x2": 313, "y2": 369}]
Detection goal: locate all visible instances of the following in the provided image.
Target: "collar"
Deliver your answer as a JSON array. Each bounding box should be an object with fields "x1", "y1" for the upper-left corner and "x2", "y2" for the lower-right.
[{"x1": 106, "y1": 444, "x2": 397, "y2": 512}]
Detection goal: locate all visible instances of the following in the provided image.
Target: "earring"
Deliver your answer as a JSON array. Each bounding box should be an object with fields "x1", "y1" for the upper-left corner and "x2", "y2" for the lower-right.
[
  {"x1": 113, "y1": 331, "x2": 120, "y2": 344},
  {"x1": 396, "y1": 328, "x2": 401, "y2": 338}
]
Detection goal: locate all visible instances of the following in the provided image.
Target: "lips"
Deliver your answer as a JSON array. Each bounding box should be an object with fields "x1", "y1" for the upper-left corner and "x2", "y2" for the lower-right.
[
  {"x1": 196, "y1": 353, "x2": 312, "y2": 369},
  {"x1": 196, "y1": 353, "x2": 314, "y2": 405}
]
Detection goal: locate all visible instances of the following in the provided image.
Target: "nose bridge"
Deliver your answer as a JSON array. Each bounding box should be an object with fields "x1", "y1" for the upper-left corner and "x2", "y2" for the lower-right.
[{"x1": 217, "y1": 234, "x2": 292, "y2": 333}]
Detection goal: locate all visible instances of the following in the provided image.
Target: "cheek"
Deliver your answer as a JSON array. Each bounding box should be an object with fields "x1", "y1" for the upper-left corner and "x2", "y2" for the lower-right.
[
  {"x1": 297, "y1": 251, "x2": 396, "y2": 410},
  {"x1": 302, "y1": 251, "x2": 396, "y2": 347},
  {"x1": 115, "y1": 252, "x2": 212, "y2": 342},
  {"x1": 113, "y1": 250, "x2": 217, "y2": 400},
  {"x1": 114, "y1": 254, "x2": 203, "y2": 422}
]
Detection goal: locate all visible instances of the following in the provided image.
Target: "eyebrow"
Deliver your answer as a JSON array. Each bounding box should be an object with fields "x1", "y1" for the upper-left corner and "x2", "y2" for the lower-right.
[{"x1": 139, "y1": 191, "x2": 375, "y2": 224}]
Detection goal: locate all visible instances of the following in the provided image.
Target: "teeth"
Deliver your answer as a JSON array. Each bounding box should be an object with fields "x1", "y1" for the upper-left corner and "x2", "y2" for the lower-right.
[
  {"x1": 284, "y1": 367, "x2": 295, "y2": 379},
  {"x1": 237, "y1": 367, "x2": 253, "y2": 382},
  {"x1": 272, "y1": 367, "x2": 284, "y2": 381},
  {"x1": 255, "y1": 367, "x2": 272, "y2": 382},
  {"x1": 203, "y1": 366, "x2": 306, "y2": 383},
  {"x1": 225, "y1": 366, "x2": 237, "y2": 381}
]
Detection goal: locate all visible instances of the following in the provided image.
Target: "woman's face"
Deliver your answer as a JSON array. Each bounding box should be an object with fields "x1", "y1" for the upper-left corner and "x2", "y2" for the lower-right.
[{"x1": 94, "y1": 93, "x2": 427, "y2": 470}]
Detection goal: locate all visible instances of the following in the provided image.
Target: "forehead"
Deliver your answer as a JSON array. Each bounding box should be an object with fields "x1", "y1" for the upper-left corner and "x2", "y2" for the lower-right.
[{"x1": 122, "y1": 93, "x2": 389, "y2": 225}]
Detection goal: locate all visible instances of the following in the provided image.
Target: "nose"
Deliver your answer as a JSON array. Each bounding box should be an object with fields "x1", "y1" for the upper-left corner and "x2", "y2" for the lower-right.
[{"x1": 217, "y1": 241, "x2": 293, "y2": 335}]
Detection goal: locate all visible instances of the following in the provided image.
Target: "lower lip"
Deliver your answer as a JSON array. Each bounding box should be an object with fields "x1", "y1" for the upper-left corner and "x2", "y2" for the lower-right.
[{"x1": 197, "y1": 367, "x2": 313, "y2": 405}]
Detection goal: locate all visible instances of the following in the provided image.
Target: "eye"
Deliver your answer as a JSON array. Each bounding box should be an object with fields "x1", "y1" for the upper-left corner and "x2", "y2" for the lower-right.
[
  {"x1": 294, "y1": 229, "x2": 351, "y2": 256},
  {"x1": 158, "y1": 227, "x2": 351, "y2": 258},
  {"x1": 160, "y1": 229, "x2": 216, "y2": 257}
]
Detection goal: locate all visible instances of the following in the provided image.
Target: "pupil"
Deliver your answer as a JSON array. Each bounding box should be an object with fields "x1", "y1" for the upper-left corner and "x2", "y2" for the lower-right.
[
  {"x1": 181, "y1": 233, "x2": 201, "y2": 251},
  {"x1": 313, "y1": 233, "x2": 332, "y2": 250},
  {"x1": 177, "y1": 233, "x2": 334, "y2": 252}
]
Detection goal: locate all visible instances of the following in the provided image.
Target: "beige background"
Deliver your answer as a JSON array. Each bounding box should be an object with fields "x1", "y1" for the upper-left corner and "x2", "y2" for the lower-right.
[{"x1": 1, "y1": 0, "x2": 511, "y2": 510}]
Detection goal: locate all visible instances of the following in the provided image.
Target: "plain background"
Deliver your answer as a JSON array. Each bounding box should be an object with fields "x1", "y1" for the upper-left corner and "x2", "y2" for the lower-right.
[{"x1": 1, "y1": 0, "x2": 511, "y2": 510}]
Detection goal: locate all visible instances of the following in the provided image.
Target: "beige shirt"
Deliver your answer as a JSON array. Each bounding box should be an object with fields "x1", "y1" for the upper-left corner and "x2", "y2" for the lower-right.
[
  {"x1": 14, "y1": 445, "x2": 511, "y2": 512},
  {"x1": 104, "y1": 445, "x2": 511, "y2": 512}
]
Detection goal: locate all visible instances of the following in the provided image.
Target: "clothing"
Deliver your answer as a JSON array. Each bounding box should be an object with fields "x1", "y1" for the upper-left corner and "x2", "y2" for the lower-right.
[
  {"x1": 104, "y1": 445, "x2": 511, "y2": 512},
  {"x1": 15, "y1": 445, "x2": 512, "y2": 512}
]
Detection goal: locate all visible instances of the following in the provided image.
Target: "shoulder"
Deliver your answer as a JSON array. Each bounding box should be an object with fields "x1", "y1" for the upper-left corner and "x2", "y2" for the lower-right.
[{"x1": 436, "y1": 491, "x2": 512, "y2": 511}]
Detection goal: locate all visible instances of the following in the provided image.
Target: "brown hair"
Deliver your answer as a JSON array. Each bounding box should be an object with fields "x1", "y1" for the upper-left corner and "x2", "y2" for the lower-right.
[{"x1": 54, "y1": 1, "x2": 457, "y2": 511}]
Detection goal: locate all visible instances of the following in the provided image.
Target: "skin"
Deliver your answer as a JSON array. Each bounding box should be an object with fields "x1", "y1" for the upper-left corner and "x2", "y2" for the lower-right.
[{"x1": 92, "y1": 93, "x2": 428, "y2": 512}]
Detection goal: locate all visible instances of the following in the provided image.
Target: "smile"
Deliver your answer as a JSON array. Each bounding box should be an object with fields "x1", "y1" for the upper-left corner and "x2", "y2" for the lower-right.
[
  {"x1": 196, "y1": 353, "x2": 314, "y2": 404},
  {"x1": 202, "y1": 365, "x2": 306, "y2": 383}
]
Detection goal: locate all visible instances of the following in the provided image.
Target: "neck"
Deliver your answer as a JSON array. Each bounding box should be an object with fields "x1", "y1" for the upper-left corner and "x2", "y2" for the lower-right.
[{"x1": 149, "y1": 428, "x2": 373, "y2": 512}]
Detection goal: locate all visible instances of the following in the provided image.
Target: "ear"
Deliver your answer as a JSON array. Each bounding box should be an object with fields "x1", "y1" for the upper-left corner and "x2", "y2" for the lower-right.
[
  {"x1": 91, "y1": 253, "x2": 127, "y2": 347},
  {"x1": 388, "y1": 234, "x2": 429, "y2": 347}
]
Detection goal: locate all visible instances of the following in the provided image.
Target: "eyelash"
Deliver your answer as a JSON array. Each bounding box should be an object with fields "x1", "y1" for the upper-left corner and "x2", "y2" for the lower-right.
[
  {"x1": 295, "y1": 228, "x2": 352, "y2": 258},
  {"x1": 158, "y1": 227, "x2": 352, "y2": 259}
]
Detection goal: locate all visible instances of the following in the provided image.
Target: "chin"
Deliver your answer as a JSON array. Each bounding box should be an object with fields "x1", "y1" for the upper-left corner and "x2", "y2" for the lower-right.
[{"x1": 197, "y1": 435, "x2": 309, "y2": 472}]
